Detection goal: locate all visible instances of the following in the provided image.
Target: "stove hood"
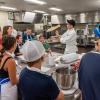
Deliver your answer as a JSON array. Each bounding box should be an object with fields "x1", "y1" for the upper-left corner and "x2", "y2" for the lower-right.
[
  {"x1": 33, "y1": 13, "x2": 43, "y2": 23},
  {"x1": 51, "y1": 15, "x2": 66, "y2": 24},
  {"x1": 14, "y1": 11, "x2": 41, "y2": 23},
  {"x1": 65, "y1": 11, "x2": 100, "y2": 23}
]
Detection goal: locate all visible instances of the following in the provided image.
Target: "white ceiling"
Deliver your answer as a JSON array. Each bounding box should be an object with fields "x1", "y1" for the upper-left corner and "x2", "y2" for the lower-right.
[{"x1": 0, "y1": 0, "x2": 100, "y2": 14}]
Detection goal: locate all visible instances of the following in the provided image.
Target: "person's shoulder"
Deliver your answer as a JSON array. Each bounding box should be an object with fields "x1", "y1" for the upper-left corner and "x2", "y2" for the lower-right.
[
  {"x1": 23, "y1": 33, "x2": 27, "y2": 37},
  {"x1": 34, "y1": 72, "x2": 54, "y2": 82},
  {"x1": 85, "y1": 51, "x2": 100, "y2": 56},
  {"x1": 81, "y1": 51, "x2": 98, "y2": 60},
  {"x1": 38, "y1": 72, "x2": 52, "y2": 79},
  {"x1": 20, "y1": 67, "x2": 51, "y2": 78},
  {"x1": 20, "y1": 67, "x2": 28, "y2": 75},
  {"x1": 44, "y1": 41, "x2": 49, "y2": 44}
]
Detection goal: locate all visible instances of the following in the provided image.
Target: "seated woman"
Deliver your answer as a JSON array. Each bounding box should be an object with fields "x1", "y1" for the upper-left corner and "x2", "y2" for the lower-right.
[
  {"x1": 0, "y1": 36, "x2": 18, "y2": 100},
  {"x1": 39, "y1": 35, "x2": 51, "y2": 53},
  {"x1": 14, "y1": 35, "x2": 23, "y2": 56},
  {"x1": 19, "y1": 40, "x2": 64, "y2": 100}
]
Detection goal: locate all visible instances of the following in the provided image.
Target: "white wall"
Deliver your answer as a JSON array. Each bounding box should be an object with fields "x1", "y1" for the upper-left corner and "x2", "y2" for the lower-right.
[{"x1": 0, "y1": 11, "x2": 13, "y2": 30}]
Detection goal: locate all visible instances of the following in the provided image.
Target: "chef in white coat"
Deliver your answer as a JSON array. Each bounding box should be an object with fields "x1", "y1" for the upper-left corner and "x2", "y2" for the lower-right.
[{"x1": 60, "y1": 19, "x2": 78, "y2": 54}]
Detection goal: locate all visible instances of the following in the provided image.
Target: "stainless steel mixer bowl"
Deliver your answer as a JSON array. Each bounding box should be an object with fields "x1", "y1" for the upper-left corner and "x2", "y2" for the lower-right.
[{"x1": 56, "y1": 68, "x2": 76, "y2": 90}]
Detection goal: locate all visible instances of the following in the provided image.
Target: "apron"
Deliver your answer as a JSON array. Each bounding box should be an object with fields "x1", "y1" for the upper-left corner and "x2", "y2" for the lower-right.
[
  {"x1": 0, "y1": 78, "x2": 17, "y2": 100},
  {"x1": 0, "y1": 52, "x2": 18, "y2": 100},
  {"x1": 64, "y1": 45, "x2": 78, "y2": 54}
]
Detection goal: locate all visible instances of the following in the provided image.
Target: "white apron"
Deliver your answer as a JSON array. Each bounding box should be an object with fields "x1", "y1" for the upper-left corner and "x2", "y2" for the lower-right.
[
  {"x1": 0, "y1": 78, "x2": 17, "y2": 100},
  {"x1": 64, "y1": 45, "x2": 78, "y2": 54}
]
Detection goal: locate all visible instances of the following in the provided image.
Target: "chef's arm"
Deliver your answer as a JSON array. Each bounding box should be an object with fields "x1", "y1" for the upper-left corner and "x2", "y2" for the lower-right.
[{"x1": 60, "y1": 32, "x2": 75, "y2": 44}]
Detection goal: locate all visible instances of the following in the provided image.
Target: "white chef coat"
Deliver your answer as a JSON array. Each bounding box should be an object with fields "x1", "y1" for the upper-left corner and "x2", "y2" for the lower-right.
[{"x1": 60, "y1": 28, "x2": 78, "y2": 54}]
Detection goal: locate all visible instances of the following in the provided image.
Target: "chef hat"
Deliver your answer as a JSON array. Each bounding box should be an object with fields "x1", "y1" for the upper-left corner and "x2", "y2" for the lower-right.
[{"x1": 21, "y1": 40, "x2": 45, "y2": 62}]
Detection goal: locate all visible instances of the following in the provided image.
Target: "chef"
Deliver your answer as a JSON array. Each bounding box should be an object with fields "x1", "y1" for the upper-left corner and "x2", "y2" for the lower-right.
[{"x1": 60, "y1": 19, "x2": 78, "y2": 54}]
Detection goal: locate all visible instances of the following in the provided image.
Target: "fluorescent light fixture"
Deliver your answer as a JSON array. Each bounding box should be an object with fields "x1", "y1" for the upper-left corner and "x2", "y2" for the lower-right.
[
  {"x1": 43, "y1": 13, "x2": 49, "y2": 16},
  {"x1": 49, "y1": 7, "x2": 62, "y2": 12},
  {"x1": 33, "y1": 10, "x2": 46, "y2": 14},
  {"x1": 0, "y1": 6, "x2": 17, "y2": 10},
  {"x1": 24, "y1": 0, "x2": 46, "y2": 5}
]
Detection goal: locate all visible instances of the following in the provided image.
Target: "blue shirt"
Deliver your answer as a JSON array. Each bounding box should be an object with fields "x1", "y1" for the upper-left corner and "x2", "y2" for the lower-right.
[
  {"x1": 94, "y1": 27, "x2": 100, "y2": 38},
  {"x1": 19, "y1": 67, "x2": 60, "y2": 100},
  {"x1": 78, "y1": 52, "x2": 100, "y2": 100}
]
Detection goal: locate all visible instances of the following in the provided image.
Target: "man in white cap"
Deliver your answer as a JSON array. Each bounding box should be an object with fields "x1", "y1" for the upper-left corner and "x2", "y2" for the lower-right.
[{"x1": 18, "y1": 40, "x2": 64, "y2": 100}]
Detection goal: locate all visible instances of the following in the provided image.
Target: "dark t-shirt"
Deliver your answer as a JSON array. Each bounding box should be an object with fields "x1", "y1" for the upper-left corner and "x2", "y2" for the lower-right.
[
  {"x1": 78, "y1": 52, "x2": 100, "y2": 100},
  {"x1": 19, "y1": 68, "x2": 60, "y2": 100}
]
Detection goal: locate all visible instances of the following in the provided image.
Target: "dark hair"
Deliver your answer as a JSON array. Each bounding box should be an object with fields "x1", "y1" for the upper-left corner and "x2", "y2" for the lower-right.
[
  {"x1": 26, "y1": 28, "x2": 32, "y2": 31},
  {"x1": 3, "y1": 25, "x2": 12, "y2": 36},
  {"x1": 67, "y1": 19, "x2": 76, "y2": 27},
  {"x1": 27, "y1": 56, "x2": 44, "y2": 67},
  {"x1": 16, "y1": 35, "x2": 21, "y2": 40},
  {"x1": 2, "y1": 35, "x2": 16, "y2": 50},
  {"x1": 39, "y1": 35, "x2": 44, "y2": 39}
]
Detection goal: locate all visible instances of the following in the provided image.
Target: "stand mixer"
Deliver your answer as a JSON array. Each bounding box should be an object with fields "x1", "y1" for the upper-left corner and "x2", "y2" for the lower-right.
[{"x1": 51, "y1": 53, "x2": 81, "y2": 100}]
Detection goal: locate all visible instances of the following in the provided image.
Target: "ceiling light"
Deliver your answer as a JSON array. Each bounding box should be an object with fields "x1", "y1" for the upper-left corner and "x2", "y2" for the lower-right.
[
  {"x1": 49, "y1": 7, "x2": 62, "y2": 12},
  {"x1": 24, "y1": 0, "x2": 47, "y2": 5},
  {"x1": 0, "y1": 6, "x2": 17, "y2": 10},
  {"x1": 33, "y1": 10, "x2": 46, "y2": 14},
  {"x1": 43, "y1": 13, "x2": 49, "y2": 16}
]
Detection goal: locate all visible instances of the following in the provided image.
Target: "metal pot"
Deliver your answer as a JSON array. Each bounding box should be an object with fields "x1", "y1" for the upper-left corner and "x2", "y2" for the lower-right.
[{"x1": 56, "y1": 68, "x2": 76, "y2": 90}]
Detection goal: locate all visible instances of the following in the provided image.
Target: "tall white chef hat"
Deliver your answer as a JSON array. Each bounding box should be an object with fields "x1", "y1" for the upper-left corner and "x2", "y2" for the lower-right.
[{"x1": 21, "y1": 40, "x2": 45, "y2": 62}]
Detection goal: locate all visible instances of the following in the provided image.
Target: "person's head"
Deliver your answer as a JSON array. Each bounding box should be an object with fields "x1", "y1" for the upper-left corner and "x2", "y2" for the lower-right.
[
  {"x1": 66, "y1": 19, "x2": 76, "y2": 29},
  {"x1": 16, "y1": 35, "x2": 22, "y2": 44},
  {"x1": 39, "y1": 35, "x2": 45, "y2": 43},
  {"x1": 26, "y1": 28, "x2": 32, "y2": 35},
  {"x1": 21, "y1": 41, "x2": 45, "y2": 68},
  {"x1": 2, "y1": 35, "x2": 16, "y2": 53},
  {"x1": 95, "y1": 39, "x2": 100, "y2": 52},
  {"x1": 3, "y1": 26, "x2": 13, "y2": 36}
]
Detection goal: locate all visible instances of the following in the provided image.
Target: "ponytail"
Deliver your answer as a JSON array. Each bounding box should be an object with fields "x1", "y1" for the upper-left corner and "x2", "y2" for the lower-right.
[{"x1": 0, "y1": 48, "x2": 4, "y2": 63}]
